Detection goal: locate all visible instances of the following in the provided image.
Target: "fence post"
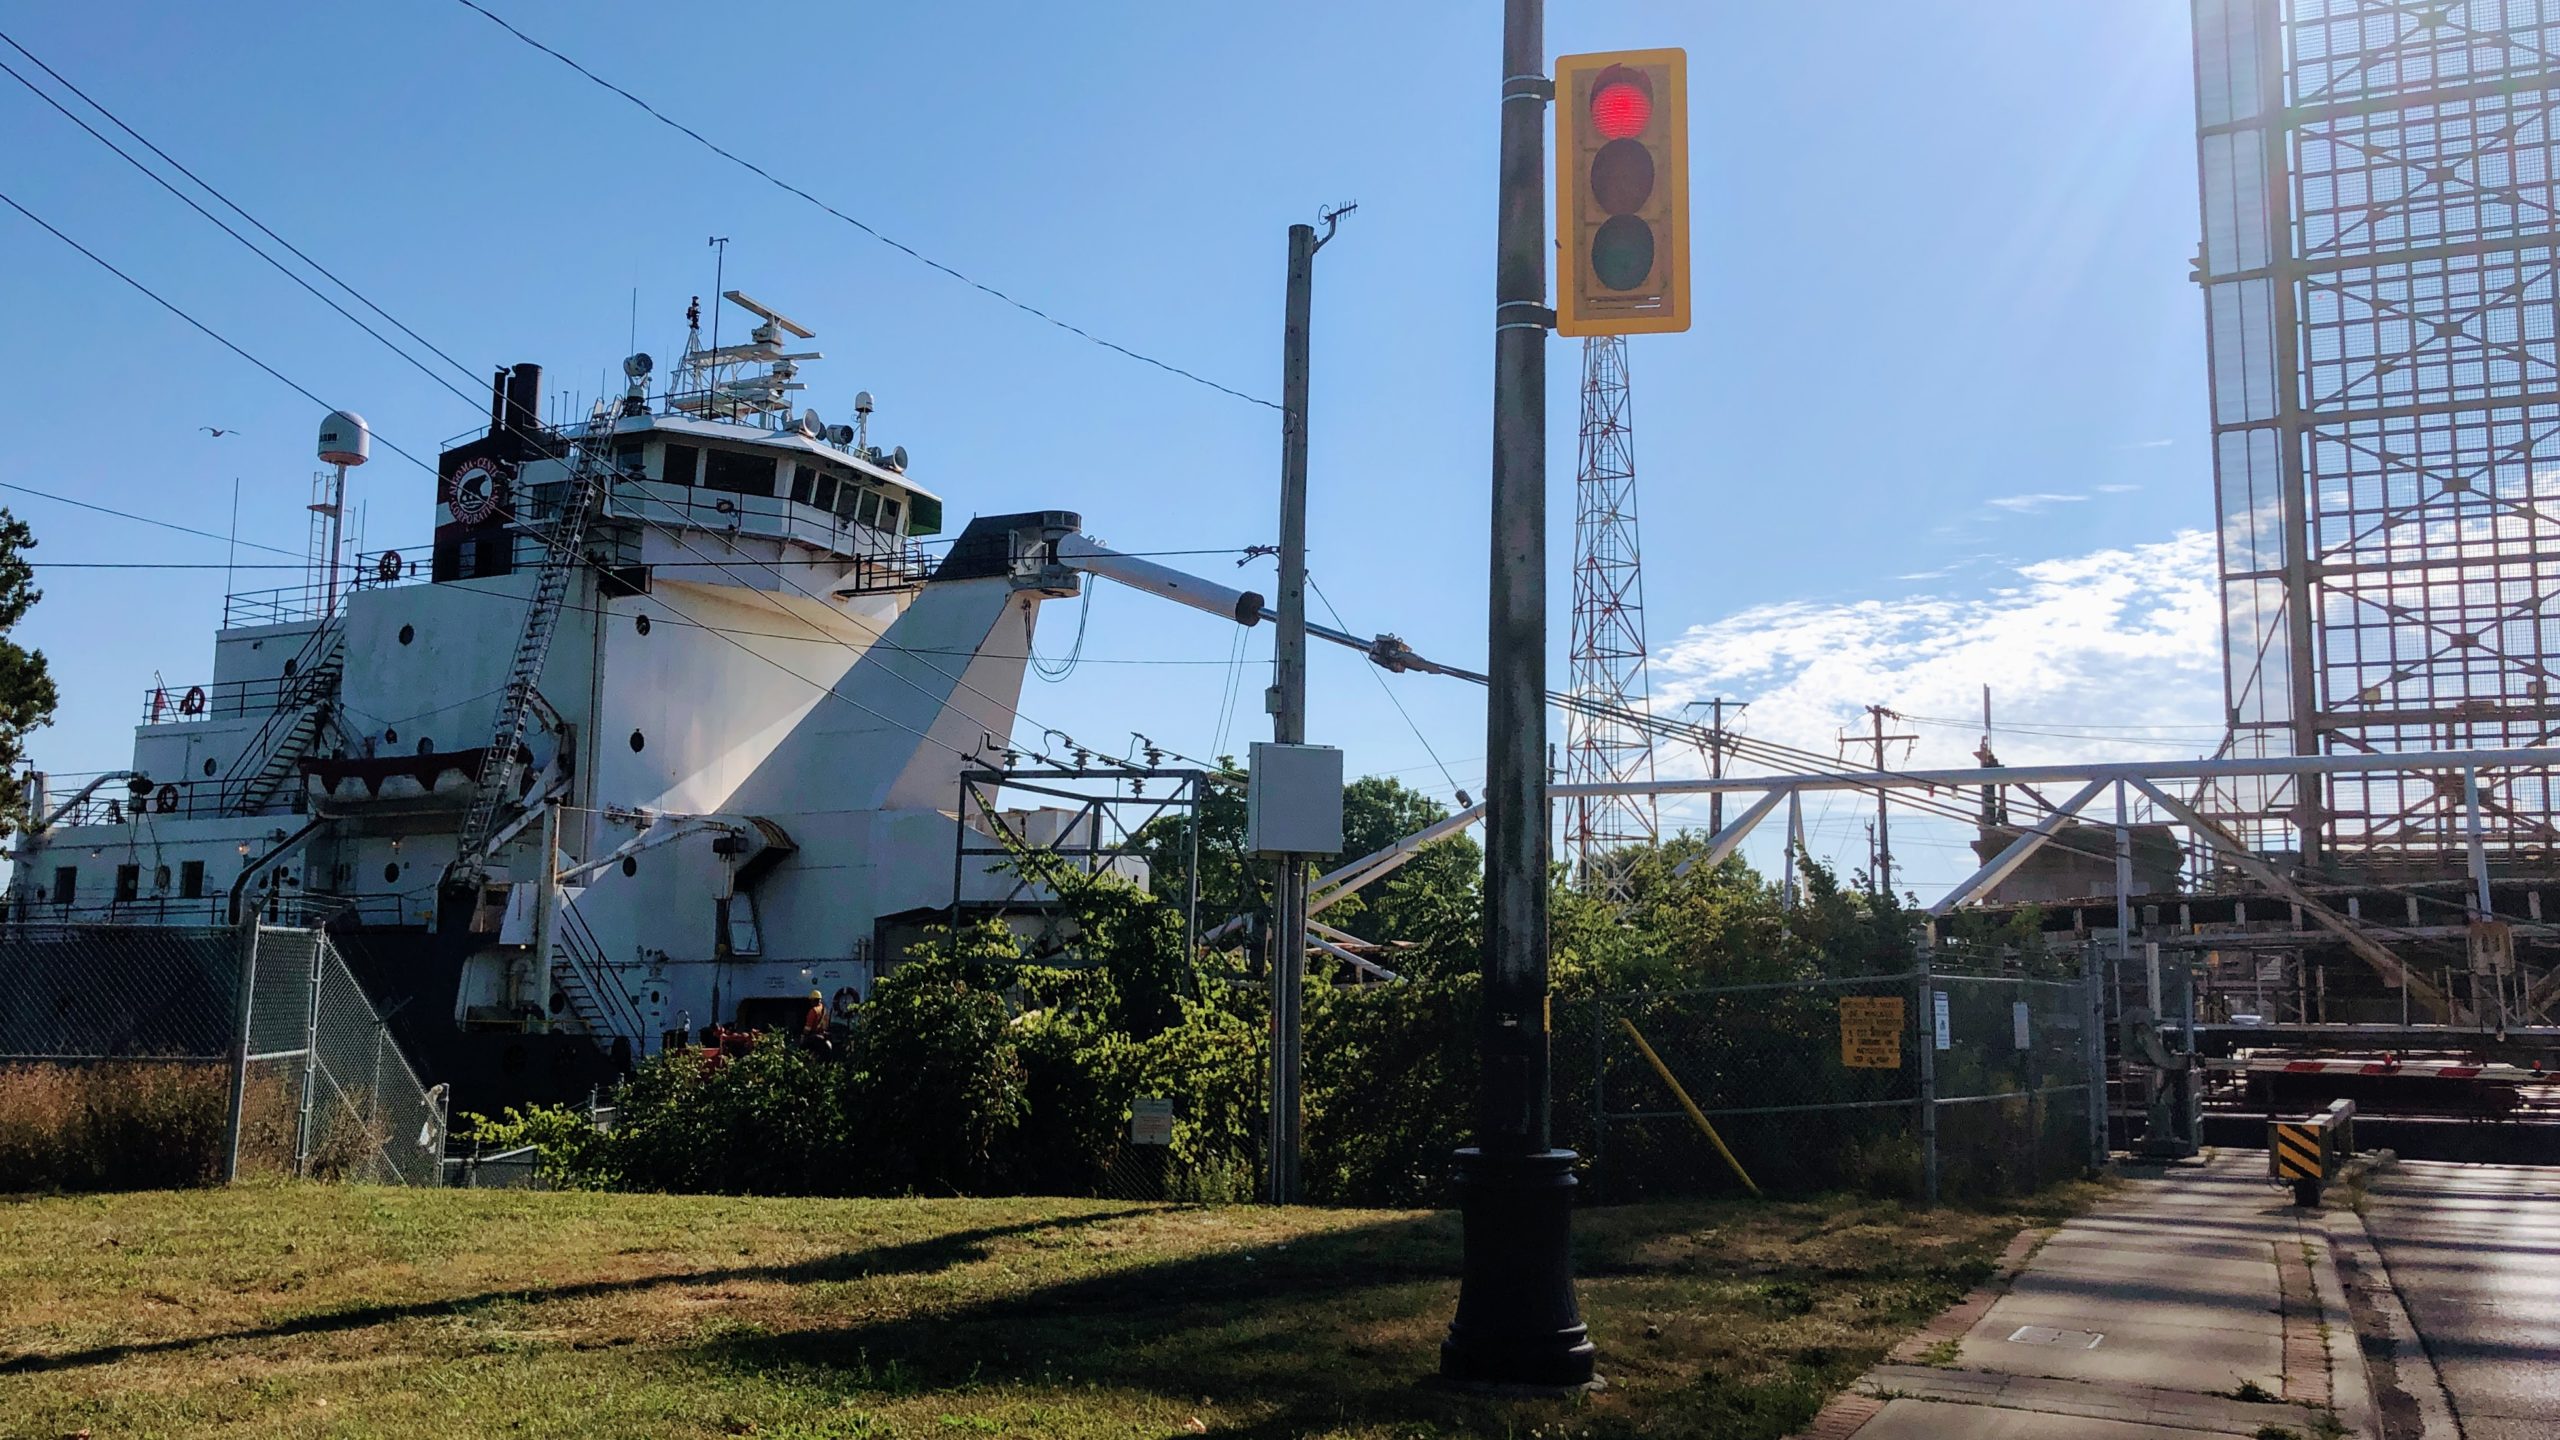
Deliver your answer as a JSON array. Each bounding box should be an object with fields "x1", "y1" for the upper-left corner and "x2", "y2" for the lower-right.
[
  {"x1": 221, "y1": 919, "x2": 262, "y2": 1182},
  {"x1": 1588, "y1": 995, "x2": 1608, "y2": 1204},
  {"x1": 1917, "y1": 944, "x2": 1940, "y2": 1207},
  {"x1": 292, "y1": 928, "x2": 325, "y2": 1178},
  {"x1": 2084, "y1": 941, "x2": 2108, "y2": 1170}
]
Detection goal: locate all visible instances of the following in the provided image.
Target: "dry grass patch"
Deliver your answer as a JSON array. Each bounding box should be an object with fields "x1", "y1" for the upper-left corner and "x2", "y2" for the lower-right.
[{"x1": 0, "y1": 1180, "x2": 2094, "y2": 1439}]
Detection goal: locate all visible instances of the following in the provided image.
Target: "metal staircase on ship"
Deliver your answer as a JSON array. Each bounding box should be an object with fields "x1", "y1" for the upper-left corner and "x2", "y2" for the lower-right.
[
  {"x1": 453, "y1": 412, "x2": 615, "y2": 873},
  {"x1": 221, "y1": 621, "x2": 347, "y2": 815}
]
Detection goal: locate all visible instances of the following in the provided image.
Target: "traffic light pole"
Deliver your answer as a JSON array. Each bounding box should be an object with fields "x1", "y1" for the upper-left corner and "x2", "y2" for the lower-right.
[{"x1": 1441, "y1": 0, "x2": 1597, "y2": 1390}]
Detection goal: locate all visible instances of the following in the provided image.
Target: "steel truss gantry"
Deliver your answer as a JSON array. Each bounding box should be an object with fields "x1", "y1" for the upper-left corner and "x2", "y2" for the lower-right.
[
  {"x1": 2193, "y1": 0, "x2": 2560, "y2": 868},
  {"x1": 1314, "y1": 746, "x2": 2560, "y2": 1023}
]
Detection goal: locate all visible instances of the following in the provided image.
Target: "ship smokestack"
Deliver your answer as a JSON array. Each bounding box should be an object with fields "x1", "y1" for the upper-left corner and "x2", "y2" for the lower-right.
[
  {"x1": 487, "y1": 366, "x2": 508, "y2": 437},
  {"x1": 504, "y1": 362, "x2": 544, "y2": 443}
]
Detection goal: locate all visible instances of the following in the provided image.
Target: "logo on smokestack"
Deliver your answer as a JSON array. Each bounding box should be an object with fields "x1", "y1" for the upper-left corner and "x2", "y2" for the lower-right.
[{"x1": 447, "y1": 457, "x2": 513, "y2": 527}]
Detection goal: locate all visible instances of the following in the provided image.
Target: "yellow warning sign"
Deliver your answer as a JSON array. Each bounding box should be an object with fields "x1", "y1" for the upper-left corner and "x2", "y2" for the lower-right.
[{"x1": 1840, "y1": 995, "x2": 1905, "y2": 1070}]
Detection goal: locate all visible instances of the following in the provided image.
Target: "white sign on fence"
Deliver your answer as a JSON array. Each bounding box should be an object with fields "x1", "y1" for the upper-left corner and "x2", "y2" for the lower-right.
[
  {"x1": 1129, "y1": 1095, "x2": 1175, "y2": 1146},
  {"x1": 2012, "y1": 1000, "x2": 2032, "y2": 1051},
  {"x1": 1933, "y1": 990, "x2": 1951, "y2": 1051}
]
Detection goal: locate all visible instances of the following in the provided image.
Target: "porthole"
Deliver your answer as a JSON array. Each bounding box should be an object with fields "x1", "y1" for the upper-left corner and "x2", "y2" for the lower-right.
[
  {"x1": 629, "y1": 729, "x2": 646, "y2": 752},
  {"x1": 283, "y1": 658, "x2": 297, "y2": 678},
  {"x1": 398, "y1": 624, "x2": 415, "y2": 645},
  {"x1": 202, "y1": 758, "x2": 216, "y2": 777},
  {"x1": 383, "y1": 862, "x2": 400, "y2": 883},
  {"x1": 635, "y1": 614, "x2": 651, "y2": 636},
  {"x1": 416, "y1": 737, "x2": 434, "y2": 755},
  {"x1": 621, "y1": 855, "x2": 638, "y2": 878}
]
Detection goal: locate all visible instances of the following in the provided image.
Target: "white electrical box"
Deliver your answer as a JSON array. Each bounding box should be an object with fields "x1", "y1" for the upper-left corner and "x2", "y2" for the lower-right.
[{"x1": 1247, "y1": 742, "x2": 1345, "y2": 856}]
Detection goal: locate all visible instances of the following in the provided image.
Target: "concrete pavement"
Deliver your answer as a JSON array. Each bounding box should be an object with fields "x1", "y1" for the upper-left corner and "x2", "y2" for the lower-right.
[
  {"x1": 2361, "y1": 1162, "x2": 2560, "y2": 1440},
  {"x1": 1791, "y1": 1154, "x2": 2368, "y2": 1439}
]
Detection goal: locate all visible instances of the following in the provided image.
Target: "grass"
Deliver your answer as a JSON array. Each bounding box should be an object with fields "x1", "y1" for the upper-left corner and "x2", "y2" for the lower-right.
[{"x1": 0, "y1": 1181, "x2": 2093, "y2": 1439}]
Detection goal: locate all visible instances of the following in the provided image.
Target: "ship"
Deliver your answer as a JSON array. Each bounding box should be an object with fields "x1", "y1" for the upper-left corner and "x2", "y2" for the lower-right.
[{"x1": 5, "y1": 289, "x2": 1266, "y2": 1113}]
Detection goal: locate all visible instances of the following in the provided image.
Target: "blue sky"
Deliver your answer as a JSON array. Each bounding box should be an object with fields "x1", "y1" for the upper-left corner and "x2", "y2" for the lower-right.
[{"x1": 0, "y1": 3, "x2": 2219, "y2": 892}]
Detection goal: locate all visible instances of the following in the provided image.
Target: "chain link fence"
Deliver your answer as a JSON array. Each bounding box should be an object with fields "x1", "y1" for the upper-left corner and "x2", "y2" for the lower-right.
[
  {"x1": 0, "y1": 920, "x2": 446, "y2": 1189},
  {"x1": 1561, "y1": 942, "x2": 2105, "y2": 1205}
]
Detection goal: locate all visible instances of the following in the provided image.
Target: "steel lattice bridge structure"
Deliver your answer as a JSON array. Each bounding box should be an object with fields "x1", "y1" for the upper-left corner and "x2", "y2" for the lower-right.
[
  {"x1": 1313, "y1": 746, "x2": 2560, "y2": 1027},
  {"x1": 2194, "y1": 0, "x2": 2560, "y2": 872}
]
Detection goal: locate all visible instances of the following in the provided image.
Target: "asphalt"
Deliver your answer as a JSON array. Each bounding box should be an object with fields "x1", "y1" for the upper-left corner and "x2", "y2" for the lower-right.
[{"x1": 2362, "y1": 1161, "x2": 2560, "y2": 1440}]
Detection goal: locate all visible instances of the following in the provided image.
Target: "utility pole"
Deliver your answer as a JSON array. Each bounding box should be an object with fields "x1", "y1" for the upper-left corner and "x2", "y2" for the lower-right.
[
  {"x1": 1845, "y1": 705, "x2": 1916, "y2": 901},
  {"x1": 1267, "y1": 204, "x2": 1351, "y2": 1207},
  {"x1": 1442, "y1": 0, "x2": 1596, "y2": 1391},
  {"x1": 1685, "y1": 697, "x2": 1744, "y2": 833}
]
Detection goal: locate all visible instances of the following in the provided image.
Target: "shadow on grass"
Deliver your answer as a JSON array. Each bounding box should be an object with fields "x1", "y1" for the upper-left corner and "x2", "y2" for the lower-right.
[
  {"x1": 679, "y1": 1204, "x2": 1859, "y2": 1440},
  {"x1": 0, "y1": 1205, "x2": 1163, "y2": 1377}
]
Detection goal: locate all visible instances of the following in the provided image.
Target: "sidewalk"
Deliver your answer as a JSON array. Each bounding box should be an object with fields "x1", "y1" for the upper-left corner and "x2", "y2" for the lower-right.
[{"x1": 1793, "y1": 1153, "x2": 2370, "y2": 1439}]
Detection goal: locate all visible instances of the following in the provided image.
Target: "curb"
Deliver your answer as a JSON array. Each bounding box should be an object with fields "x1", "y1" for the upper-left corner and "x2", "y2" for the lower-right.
[
  {"x1": 2299, "y1": 1207, "x2": 2377, "y2": 1439},
  {"x1": 1781, "y1": 1225, "x2": 2046, "y2": 1440},
  {"x1": 2323, "y1": 1201, "x2": 2460, "y2": 1440}
]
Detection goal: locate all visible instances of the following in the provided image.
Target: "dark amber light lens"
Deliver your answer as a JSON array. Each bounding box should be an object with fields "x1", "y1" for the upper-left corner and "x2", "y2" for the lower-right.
[{"x1": 1589, "y1": 139, "x2": 1655, "y2": 214}]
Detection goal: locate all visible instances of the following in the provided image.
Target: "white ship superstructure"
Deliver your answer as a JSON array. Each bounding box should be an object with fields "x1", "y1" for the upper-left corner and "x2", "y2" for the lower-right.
[{"x1": 5, "y1": 291, "x2": 1234, "y2": 1108}]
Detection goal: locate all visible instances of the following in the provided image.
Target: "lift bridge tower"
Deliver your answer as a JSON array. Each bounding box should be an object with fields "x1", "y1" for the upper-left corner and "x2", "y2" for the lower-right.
[{"x1": 1564, "y1": 334, "x2": 1658, "y2": 899}]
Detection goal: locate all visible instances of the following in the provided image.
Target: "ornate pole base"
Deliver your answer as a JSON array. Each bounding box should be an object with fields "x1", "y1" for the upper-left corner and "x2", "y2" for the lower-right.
[{"x1": 1438, "y1": 1146, "x2": 1599, "y2": 1390}]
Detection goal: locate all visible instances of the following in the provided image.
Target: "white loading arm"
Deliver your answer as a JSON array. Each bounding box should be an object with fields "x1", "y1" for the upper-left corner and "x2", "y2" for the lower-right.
[{"x1": 1051, "y1": 535, "x2": 1484, "y2": 682}]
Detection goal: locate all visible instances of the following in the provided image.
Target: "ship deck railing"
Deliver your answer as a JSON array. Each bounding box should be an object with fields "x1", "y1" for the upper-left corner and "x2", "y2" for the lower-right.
[{"x1": 141, "y1": 675, "x2": 296, "y2": 726}]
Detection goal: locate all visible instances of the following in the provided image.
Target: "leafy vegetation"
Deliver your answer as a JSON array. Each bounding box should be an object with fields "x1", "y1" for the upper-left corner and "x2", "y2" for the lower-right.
[
  {"x1": 0, "y1": 508, "x2": 55, "y2": 838},
  {"x1": 468, "y1": 774, "x2": 1970, "y2": 1208}
]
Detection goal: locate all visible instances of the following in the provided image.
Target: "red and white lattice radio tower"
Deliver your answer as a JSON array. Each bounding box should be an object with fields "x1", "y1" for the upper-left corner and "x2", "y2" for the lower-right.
[{"x1": 1564, "y1": 334, "x2": 1658, "y2": 898}]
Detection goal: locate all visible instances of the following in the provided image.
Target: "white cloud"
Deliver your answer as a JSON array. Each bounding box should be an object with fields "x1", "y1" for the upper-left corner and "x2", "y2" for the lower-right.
[
  {"x1": 1642, "y1": 528, "x2": 2225, "y2": 888},
  {"x1": 2122, "y1": 438, "x2": 2177, "y2": 450},
  {"x1": 1985, "y1": 492, "x2": 2090, "y2": 514},
  {"x1": 2095, "y1": 482, "x2": 2143, "y2": 493},
  {"x1": 1652, "y1": 528, "x2": 2223, "y2": 775}
]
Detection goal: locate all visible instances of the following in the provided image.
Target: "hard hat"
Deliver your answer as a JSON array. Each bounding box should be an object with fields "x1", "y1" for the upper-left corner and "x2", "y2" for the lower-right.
[{"x1": 809, "y1": 989, "x2": 824, "y2": 1002}]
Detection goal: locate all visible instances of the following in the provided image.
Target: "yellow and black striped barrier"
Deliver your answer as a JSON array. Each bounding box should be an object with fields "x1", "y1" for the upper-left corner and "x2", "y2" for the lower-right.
[{"x1": 2268, "y1": 1099, "x2": 2356, "y2": 1207}]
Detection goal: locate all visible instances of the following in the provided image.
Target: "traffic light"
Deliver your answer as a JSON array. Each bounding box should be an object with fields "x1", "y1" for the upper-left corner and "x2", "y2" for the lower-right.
[{"x1": 1555, "y1": 48, "x2": 1690, "y2": 336}]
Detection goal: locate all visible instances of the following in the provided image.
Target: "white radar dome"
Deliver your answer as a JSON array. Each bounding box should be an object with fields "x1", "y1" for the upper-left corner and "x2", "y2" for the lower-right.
[{"x1": 317, "y1": 411, "x2": 371, "y2": 467}]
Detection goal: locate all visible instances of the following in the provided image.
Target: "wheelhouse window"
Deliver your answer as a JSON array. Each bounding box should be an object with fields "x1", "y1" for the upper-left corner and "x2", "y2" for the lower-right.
[
  {"x1": 813, "y1": 473, "x2": 840, "y2": 513},
  {"x1": 852, "y1": 489, "x2": 879, "y2": 525},
  {"x1": 790, "y1": 464, "x2": 817, "y2": 504},
  {"x1": 703, "y1": 449, "x2": 776, "y2": 496},
  {"x1": 877, "y1": 496, "x2": 902, "y2": 534},
  {"x1": 660, "y1": 443, "x2": 699, "y2": 486}
]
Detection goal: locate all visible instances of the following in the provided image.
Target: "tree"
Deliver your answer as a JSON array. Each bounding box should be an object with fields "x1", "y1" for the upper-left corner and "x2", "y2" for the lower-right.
[
  {"x1": 1134, "y1": 769, "x2": 1482, "y2": 971},
  {"x1": 0, "y1": 509, "x2": 57, "y2": 838}
]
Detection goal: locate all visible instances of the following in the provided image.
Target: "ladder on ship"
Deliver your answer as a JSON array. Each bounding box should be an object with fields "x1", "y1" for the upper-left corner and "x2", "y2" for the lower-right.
[{"x1": 454, "y1": 414, "x2": 615, "y2": 873}]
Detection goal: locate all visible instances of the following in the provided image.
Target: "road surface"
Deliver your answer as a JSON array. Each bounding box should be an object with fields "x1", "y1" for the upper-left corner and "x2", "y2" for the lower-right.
[{"x1": 2362, "y1": 1161, "x2": 2560, "y2": 1440}]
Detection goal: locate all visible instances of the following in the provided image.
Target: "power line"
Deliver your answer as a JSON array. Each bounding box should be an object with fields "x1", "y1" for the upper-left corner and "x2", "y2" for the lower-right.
[
  {"x1": 0, "y1": 480, "x2": 303, "y2": 559},
  {"x1": 1309, "y1": 572, "x2": 1465, "y2": 802},
  {"x1": 0, "y1": 188, "x2": 441, "y2": 477},
  {"x1": 0, "y1": 189, "x2": 982, "y2": 768},
  {"x1": 0, "y1": 44, "x2": 491, "y2": 409},
  {"x1": 447, "y1": 0, "x2": 1277, "y2": 412},
  {"x1": 3, "y1": 65, "x2": 1245, "y2": 775},
  {"x1": 0, "y1": 31, "x2": 490, "y2": 395}
]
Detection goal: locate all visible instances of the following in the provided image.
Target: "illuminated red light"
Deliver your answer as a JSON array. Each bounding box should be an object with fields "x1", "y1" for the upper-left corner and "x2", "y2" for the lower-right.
[{"x1": 1590, "y1": 79, "x2": 1651, "y2": 140}]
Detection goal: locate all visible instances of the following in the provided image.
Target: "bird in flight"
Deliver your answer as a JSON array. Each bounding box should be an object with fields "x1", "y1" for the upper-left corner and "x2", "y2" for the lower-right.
[{"x1": 199, "y1": 426, "x2": 241, "y2": 437}]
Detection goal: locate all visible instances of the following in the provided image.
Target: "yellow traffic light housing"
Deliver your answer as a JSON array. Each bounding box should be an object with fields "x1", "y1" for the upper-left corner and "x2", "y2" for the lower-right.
[{"x1": 1555, "y1": 48, "x2": 1690, "y2": 336}]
